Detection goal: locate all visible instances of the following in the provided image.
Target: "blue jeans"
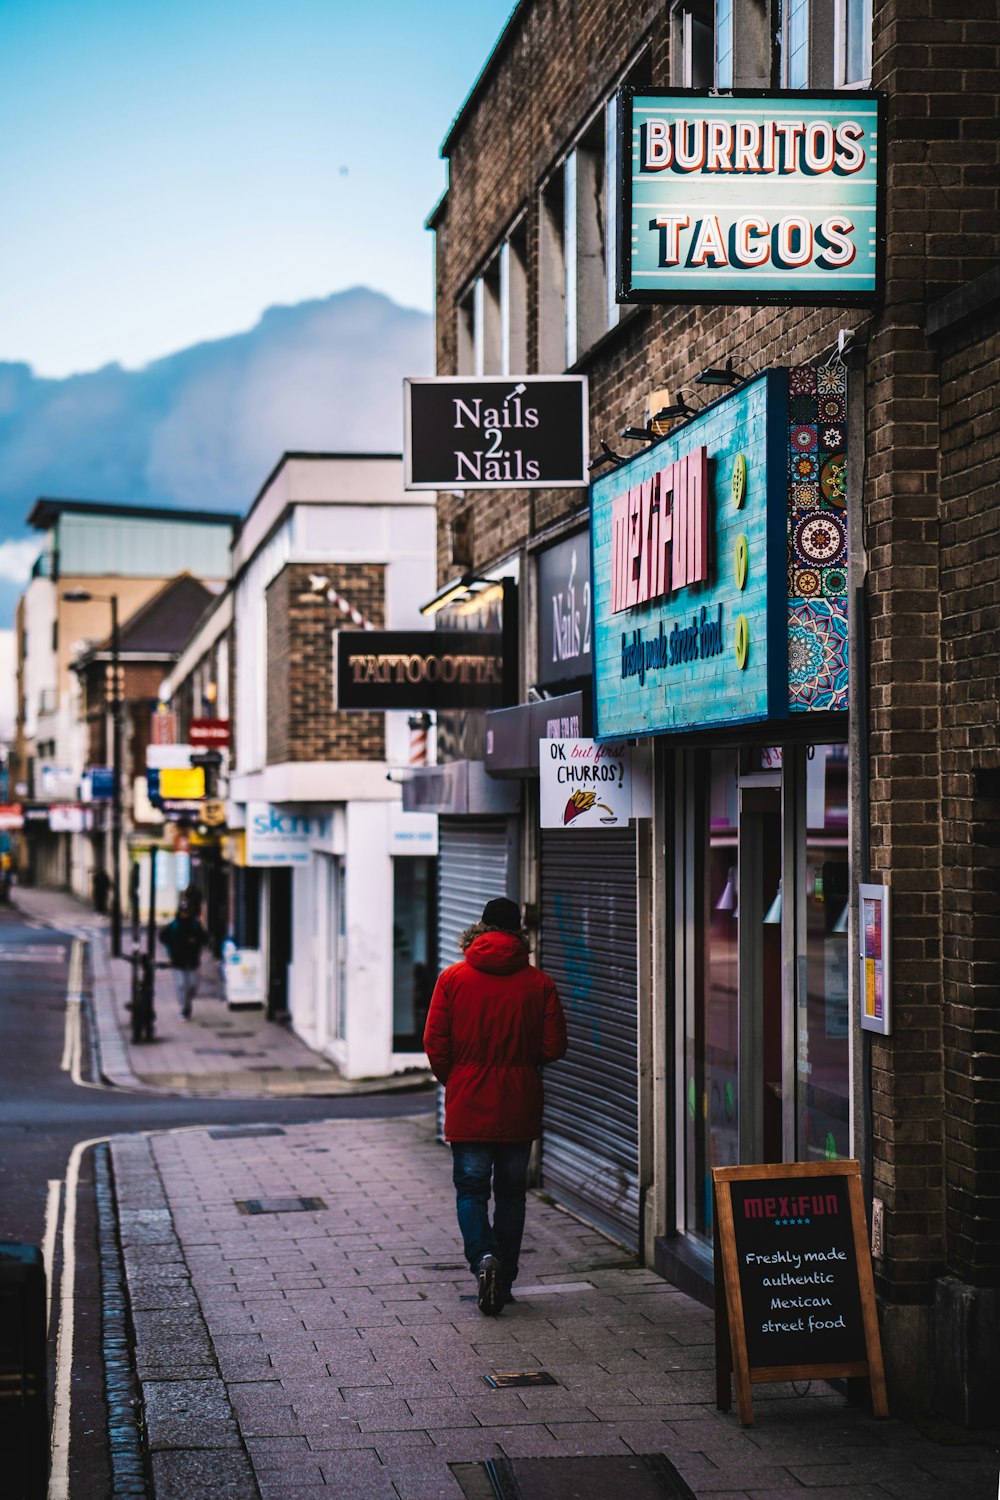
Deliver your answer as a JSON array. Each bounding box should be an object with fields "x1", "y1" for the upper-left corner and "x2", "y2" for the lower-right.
[{"x1": 450, "y1": 1142, "x2": 532, "y2": 1284}]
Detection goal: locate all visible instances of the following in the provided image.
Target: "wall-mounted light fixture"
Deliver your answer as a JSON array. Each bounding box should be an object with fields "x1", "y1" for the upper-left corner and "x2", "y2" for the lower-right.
[
  {"x1": 588, "y1": 439, "x2": 625, "y2": 474},
  {"x1": 652, "y1": 394, "x2": 697, "y2": 425},
  {"x1": 696, "y1": 357, "x2": 746, "y2": 388},
  {"x1": 620, "y1": 424, "x2": 659, "y2": 444}
]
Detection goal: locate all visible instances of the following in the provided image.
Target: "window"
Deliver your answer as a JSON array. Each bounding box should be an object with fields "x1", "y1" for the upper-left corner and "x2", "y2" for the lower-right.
[
  {"x1": 716, "y1": 0, "x2": 734, "y2": 88},
  {"x1": 671, "y1": 0, "x2": 715, "y2": 88},
  {"x1": 784, "y1": 0, "x2": 811, "y2": 88},
  {"x1": 457, "y1": 221, "x2": 528, "y2": 378},
  {"x1": 836, "y1": 0, "x2": 873, "y2": 87},
  {"x1": 538, "y1": 173, "x2": 566, "y2": 371}
]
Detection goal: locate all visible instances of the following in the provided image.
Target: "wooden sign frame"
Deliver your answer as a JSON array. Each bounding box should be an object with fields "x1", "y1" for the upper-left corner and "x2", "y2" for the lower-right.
[{"x1": 713, "y1": 1160, "x2": 887, "y2": 1426}]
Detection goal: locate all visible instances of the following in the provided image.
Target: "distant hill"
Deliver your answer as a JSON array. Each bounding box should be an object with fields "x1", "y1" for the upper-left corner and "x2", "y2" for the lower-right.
[{"x1": 0, "y1": 287, "x2": 433, "y2": 622}]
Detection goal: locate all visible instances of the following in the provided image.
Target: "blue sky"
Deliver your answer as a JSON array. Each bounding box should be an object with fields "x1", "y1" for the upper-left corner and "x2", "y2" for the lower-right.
[{"x1": 0, "y1": 0, "x2": 514, "y2": 377}]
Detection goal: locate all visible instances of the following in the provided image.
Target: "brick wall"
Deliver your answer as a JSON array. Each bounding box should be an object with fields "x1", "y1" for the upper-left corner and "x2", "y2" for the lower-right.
[
  {"x1": 937, "y1": 300, "x2": 1000, "y2": 1286},
  {"x1": 434, "y1": 0, "x2": 1000, "y2": 1326},
  {"x1": 265, "y1": 563, "x2": 385, "y2": 764}
]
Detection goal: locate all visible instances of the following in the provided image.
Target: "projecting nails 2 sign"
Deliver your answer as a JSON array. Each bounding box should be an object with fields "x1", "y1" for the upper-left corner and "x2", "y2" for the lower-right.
[
  {"x1": 618, "y1": 90, "x2": 885, "y2": 307},
  {"x1": 403, "y1": 376, "x2": 589, "y2": 490}
]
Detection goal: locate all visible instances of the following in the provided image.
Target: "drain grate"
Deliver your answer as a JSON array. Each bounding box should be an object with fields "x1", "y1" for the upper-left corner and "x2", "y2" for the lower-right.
[
  {"x1": 452, "y1": 1454, "x2": 696, "y2": 1500},
  {"x1": 208, "y1": 1127, "x2": 286, "y2": 1139},
  {"x1": 235, "y1": 1196, "x2": 326, "y2": 1215},
  {"x1": 483, "y1": 1372, "x2": 558, "y2": 1389}
]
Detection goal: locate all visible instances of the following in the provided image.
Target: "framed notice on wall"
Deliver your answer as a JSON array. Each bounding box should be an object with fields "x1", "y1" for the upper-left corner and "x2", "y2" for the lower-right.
[
  {"x1": 858, "y1": 882, "x2": 891, "y2": 1035},
  {"x1": 712, "y1": 1160, "x2": 888, "y2": 1426}
]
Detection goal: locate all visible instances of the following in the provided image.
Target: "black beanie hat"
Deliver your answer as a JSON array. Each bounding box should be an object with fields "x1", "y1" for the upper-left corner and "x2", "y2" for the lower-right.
[{"x1": 481, "y1": 897, "x2": 521, "y2": 932}]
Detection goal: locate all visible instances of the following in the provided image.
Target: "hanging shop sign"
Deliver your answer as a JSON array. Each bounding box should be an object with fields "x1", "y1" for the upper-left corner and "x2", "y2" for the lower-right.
[
  {"x1": 189, "y1": 718, "x2": 230, "y2": 748},
  {"x1": 0, "y1": 804, "x2": 24, "y2": 831},
  {"x1": 537, "y1": 532, "x2": 592, "y2": 686},
  {"x1": 539, "y1": 739, "x2": 633, "y2": 829},
  {"x1": 48, "y1": 804, "x2": 89, "y2": 833},
  {"x1": 404, "y1": 376, "x2": 589, "y2": 490},
  {"x1": 591, "y1": 367, "x2": 850, "y2": 740},
  {"x1": 712, "y1": 1160, "x2": 888, "y2": 1426},
  {"x1": 335, "y1": 630, "x2": 506, "y2": 712},
  {"x1": 618, "y1": 90, "x2": 885, "y2": 307},
  {"x1": 245, "y1": 802, "x2": 317, "y2": 866}
]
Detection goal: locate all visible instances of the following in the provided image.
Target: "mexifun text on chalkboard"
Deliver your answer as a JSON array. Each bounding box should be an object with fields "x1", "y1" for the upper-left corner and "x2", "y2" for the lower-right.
[{"x1": 713, "y1": 1161, "x2": 887, "y2": 1426}]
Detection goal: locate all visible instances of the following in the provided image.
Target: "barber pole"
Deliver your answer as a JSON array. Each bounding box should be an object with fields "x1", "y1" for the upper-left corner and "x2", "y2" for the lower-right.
[{"x1": 408, "y1": 713, "x2": 431, "y2": 766}]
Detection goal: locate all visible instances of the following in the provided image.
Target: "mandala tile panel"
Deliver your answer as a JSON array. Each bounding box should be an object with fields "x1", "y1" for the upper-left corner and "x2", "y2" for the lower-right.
[
  {"x1": 820, "y1": 453, "x2": 848, "y2": 508},
  {"x1": 789, "y1": 479, "x2": 820, "y2": 509},
  {"x1": 821, "y1": 566, "x2": 848, "y2": 598},
  {"x1": 795, "y1": 512, "x2": 846, "y2": 567},
  {"x1": 793, "y1": 568, "x2": 822, "y2": 598},
  {"x1": 788, "y1": 393, "x2": 817, "y2": 424},
  {"x1": 789, "y1": 366, "x2": 818, "y2": 395},
  {"x1": 790, "y1": 423, "x2": 818, "y2": 452},
  {"x1": 788, "y1": 601, "x2": 849, "y2": 711},
  {"x1": 816, "y1": 366, "x2": 846, "y2": 396},
  {"x1": 820, "y1": 425, "x2": 844, "y2": 451},
  {"x1": 818, "y1": 394, "x2": 846, "y2": 423},
  {"x1": 791, "y1": 452, "x2": 820, "y2": 482}
]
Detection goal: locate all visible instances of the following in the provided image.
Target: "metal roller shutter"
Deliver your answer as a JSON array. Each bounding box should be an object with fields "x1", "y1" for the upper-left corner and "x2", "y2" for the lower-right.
[
  {"x1": 435, "y1": 816, "x2": 515, "y2": 1137},
  {"x1": 540, "y1": 825, "x2": 639, "y2": 1249}
]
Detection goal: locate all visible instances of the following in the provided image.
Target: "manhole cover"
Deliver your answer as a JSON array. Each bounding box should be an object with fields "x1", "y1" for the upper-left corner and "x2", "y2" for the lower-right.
[
  {"x1": 451, "y1": 1454, "x2": 695, "y2": 1500},
  {"x1": 208, "y1": 1127, "x2": 286, "y2": 1139},
  {"x1": 483, "y1": 1372, "x2": 558, "y2": 1389},
  {"x1": 235, "y1": 1196, "x2": 326, "y2": 1215}
]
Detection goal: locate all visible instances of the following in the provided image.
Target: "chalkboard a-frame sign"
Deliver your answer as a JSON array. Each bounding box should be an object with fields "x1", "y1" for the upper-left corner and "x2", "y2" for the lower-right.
[{"x1": 713, "y1": 1161, "x2": 888, "y2": 1426}]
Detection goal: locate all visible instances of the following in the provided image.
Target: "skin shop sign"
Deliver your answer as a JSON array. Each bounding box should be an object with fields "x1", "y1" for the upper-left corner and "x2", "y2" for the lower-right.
[
  {"x1": 618, "y1": 90, "x2": 884, "y2": 307},
  {"x1": 712, "y1": 1161, "x2": 888, "y2": 1426},
  {"x1": 404, "y1": 376, "x2": 588, "y2": 490}
]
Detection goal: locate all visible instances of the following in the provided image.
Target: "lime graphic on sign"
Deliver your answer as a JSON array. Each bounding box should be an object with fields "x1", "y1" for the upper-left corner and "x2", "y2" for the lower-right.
[
  {"x1": 734, "y1": 533, "x2": 749, "y2": 590},
  {"x1": 732, "y1": 453, "x2": 747, "y2": 509},
  {"x1": 734, "y1": 614, "x2": 750, "y2": 670}
]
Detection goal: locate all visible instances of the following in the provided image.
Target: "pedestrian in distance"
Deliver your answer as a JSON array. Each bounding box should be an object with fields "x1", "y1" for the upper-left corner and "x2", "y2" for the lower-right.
[
  {"x1": 159, "y1": 896, "x2": 209, "y2": 1020},
  {"x1": 423, "y1": 897, "x2": 568, "y2": 1316}
]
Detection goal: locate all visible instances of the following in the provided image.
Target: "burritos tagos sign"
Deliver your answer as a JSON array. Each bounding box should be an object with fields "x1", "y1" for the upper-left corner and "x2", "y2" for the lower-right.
[{"x1": 618, "y1": 90, "x2": 884, "y2": 307}]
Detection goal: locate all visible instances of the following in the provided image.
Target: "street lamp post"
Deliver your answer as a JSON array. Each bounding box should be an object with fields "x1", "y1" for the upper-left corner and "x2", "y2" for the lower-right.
[{"x1": 63, "y1": 590, "x2": 123, "y2": 956}]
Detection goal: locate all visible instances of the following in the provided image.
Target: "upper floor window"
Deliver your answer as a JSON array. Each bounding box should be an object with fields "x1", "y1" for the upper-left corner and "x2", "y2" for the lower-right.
[
  {"x1": 456, "y1": 219, "x2": 528, "y2": 377},
  {"x1": 672, "y1": 1, "x2": 871, "y2": 92}
]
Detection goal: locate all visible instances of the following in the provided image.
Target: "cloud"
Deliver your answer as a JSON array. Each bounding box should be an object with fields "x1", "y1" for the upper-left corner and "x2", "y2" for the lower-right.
[
  {"x1": 0, "y1": 537, "x2": 40, "y2": 582},
  {"x1": 0, "y1": 287, "x2": 433, "y2": 623}
]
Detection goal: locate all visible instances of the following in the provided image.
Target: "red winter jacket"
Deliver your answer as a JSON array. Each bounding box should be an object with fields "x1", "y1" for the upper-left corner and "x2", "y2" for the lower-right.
[{"x1": 423, "y1": 931, "x2": 568, "y2": 1143}]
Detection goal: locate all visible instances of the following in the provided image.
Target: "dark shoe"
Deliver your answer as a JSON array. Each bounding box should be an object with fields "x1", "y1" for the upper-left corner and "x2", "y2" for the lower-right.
[{"x1": 476, "y1": 1254, "x2": 503, "y2": 1316}]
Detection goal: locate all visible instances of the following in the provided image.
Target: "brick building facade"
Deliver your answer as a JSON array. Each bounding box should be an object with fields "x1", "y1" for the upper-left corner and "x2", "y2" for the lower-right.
[{"x1": 428, "y1": 0, "x2": 1000, "y2": 1420}]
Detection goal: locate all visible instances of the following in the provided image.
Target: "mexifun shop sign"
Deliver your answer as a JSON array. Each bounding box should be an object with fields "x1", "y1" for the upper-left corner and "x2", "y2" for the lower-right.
[
  {"x1": 591, "y1": 366, "x2": 851, "y2": 740},
  {"x1": 618, "y1": 90, "x2": 884, "y2": 306}
]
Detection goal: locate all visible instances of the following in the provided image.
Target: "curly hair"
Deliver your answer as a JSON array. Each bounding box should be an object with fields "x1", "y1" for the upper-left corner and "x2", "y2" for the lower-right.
[{"x1": 458, "y1": 920, "x2": 529, "y2": 953}]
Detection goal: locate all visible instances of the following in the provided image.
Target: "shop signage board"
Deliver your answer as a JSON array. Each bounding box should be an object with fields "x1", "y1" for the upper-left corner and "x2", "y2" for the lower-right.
[
  {"x1": 0, "y1": 804, "x2": 24, "y2": 831},
  {"x1": 48, "y1": 804, "x2": 88, "y2": 833},
  {"x1": 591, "y1": 371, "x2": 788, "y2": 738},
  {"x1": 539, "y1": 739, "x2": 632, "y2": 828},
  {"x1": 712, "y1": 1160, "x2": 888, "y2": 1426},
  {"x1": 537, "y1": 531, "x2": 592, "y2": 686},
  {"x1": 88, "y1": 766, "x2": 114, "y2": 800},
  {"x1": 591, "y1": 366, "x2": 849, "y2": 739},
  {"x1": 189, "y1": 718, "x2": 230, "y2": 748},
  {"x1": 224, "y1": 946, "x2": 265, "y2": 1006},
  {"x1": 858, "y1": 882, "x2": 891, "y2": 1035},
  {"x1": 245, "y1": 802, "x2": 315, "y2": 866},
  {"x1": 335, "y1": 630, "x2": 505, "y2": 712},
  {"x1": 618, "y1": 90, "x2": 885, "y2": 307},
  {"x1": 404, "y1": 376, "x2": 588, "y2": 490}
]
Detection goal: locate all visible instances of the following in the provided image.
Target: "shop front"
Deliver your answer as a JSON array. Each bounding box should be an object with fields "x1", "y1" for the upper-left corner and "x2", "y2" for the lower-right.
[{"x1": 590, "y1": 364, "x2": 852, "y2": 1294}]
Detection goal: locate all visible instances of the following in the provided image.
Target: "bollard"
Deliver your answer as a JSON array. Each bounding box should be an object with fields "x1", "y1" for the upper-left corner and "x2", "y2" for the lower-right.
[{"x1": 0, "y1": 1243, "x2": 49, "y2": 1499}]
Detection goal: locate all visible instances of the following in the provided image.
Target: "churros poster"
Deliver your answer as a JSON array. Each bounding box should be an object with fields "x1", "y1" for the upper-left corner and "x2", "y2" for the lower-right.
[{"x1": 539, "y1": 739, "x2": 633, "y2": 829}]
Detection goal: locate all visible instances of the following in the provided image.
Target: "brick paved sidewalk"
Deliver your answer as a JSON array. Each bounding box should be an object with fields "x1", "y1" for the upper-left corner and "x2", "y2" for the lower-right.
[
  {"x1": 110, "y1": 1113, "x2": 1000, "y2": 1500},
  {"x1": 12, "y1": 885, "x2": 432, "y2": 1099}
]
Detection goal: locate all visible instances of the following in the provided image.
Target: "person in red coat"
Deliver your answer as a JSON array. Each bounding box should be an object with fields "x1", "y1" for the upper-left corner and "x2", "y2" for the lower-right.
[{"x1": 423, "y1": 896, "x2": 568, "y2": 1316}]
